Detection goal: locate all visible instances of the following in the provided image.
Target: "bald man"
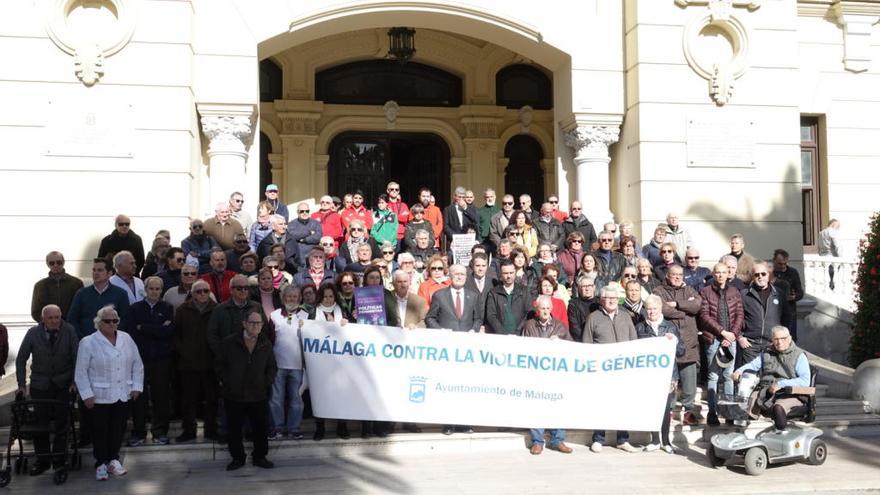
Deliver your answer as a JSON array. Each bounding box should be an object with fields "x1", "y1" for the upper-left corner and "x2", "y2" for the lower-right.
[{"x1": 98, "y1": 214, "x2": 145, "y2": 275}]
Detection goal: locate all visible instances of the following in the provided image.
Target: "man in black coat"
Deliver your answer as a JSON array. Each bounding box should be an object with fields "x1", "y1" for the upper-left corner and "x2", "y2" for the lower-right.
[
  {"x1": 442, "y1": 187, "x2": 478, "y2": 246},
  {"x1": 15, "y1": 305, "x2": 79, "y2": 474},
  {"x1": 484, "y1": 261, "x2": 532, "y2": 335},
  {"x1": 257, "y1": 214, "x2": 300, "y2": 269},
  {"x1": 562, "y1": 201, "x2": 597, "y2": 249},
  {"x1": 215, "y1": 310, "x2": 277, "y2": 471},
  {"x1": 98, "y1": 214, "x2": 145, "y2": 275},
  {"x1": 738, "y1": 261, "x2": 789, "y2": 368},
  {"x1": 567, "y1": 276, "x2": 600, "y2": 342}
]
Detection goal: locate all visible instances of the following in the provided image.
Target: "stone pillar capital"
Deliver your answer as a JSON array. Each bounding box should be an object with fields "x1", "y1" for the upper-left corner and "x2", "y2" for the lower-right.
[
  {"x1": 832, "y1": 1, "x2": 880, "y2": 72},
  {"x1": 563, "y1": 125, "x2": 620, "y2": 163},
  {"x1": 197, "y1": 103, "x2": 256, "y2": 158}
]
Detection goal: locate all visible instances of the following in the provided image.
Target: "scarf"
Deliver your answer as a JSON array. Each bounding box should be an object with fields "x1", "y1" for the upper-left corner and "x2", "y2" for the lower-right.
[
  {"x1": 272, "y1": 271, "x2": 284, "y2": 289},
  {"x1": 313, "y1": 303, "x2": 342, "y2": 322}
]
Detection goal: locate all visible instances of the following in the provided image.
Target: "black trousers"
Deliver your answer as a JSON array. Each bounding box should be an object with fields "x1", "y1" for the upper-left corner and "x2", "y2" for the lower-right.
[
  {"x1": 91, "y1": 401, "x2": 129, "y2": 466},
  {"x1": 225, "y1": 399, "x2": 269, "y2": 462},
  {"x1": 651, "y1": 391, "x2": 677, "y2": 447},
  {"x1": 131, "y1": 358, "x2": 172, "y2": 438},
  {"x1": 30, "y1": 385, "x2": 70, "y2": 467},
  {"x1": 179, "y1": 369, "x2": 218, "y2": 437}
]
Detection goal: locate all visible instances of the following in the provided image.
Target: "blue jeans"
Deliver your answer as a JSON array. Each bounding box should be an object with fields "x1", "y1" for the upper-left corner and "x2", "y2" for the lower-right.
[
  {"x1": 530, "y1": 428, "x2": 565, "y2": 447},
  {"x1": 270, "y1": 369, "x2": 304, "y2": 434},
  {"x1": 705, "y1": 339, "x2": 737, "y2": 414},
  {"x1": 592, "y1": 430, "x2": 628, "y2": 445}
]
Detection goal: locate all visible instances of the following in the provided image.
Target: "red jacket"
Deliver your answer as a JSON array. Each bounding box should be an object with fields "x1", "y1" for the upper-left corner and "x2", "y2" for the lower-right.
[
  {"x1": 312, "y1": 210, "x2": 344, "y2": 246},
  {"x1": 341, "y1": 206, "x2": 373, "y2": 235},
  {"x1": 387, "y1": 199, "x2": 410, "y2": 240},
  {"x1": 200, "y1": 270, "x2": 236, "y2": 302},
  {"x1": 698, "y1": 283, "x2": 744, "y2": 345}
]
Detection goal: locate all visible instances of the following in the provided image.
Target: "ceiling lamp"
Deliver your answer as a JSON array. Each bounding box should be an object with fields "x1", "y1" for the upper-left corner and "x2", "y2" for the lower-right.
[{"x1": 387, "y1": 27, "x2": 416, "y2": 64}]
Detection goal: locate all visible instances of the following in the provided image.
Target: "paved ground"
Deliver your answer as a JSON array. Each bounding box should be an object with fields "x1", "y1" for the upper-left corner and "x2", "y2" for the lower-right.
[{"x1": 3, "y1": 433, "x2": 879, "y2": 494}]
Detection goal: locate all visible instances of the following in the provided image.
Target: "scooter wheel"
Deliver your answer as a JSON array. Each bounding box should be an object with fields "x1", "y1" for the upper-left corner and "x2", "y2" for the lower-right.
[
  {"x1": 807, "y1": 440, "x2": 827, "y2": 466},
  {"x1": 706, "y1": 445, "x2": 725, "y2": 468},
  {"x1": 744, "y1": 447, "x2": 767, "y2": 476},
  {"x1": 53, "y1": 469, "x2": 68, "y2": 485}
]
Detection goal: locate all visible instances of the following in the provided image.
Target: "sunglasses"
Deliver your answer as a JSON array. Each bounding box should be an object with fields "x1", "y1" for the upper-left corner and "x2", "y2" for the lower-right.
[
  {"x1": 388, "y1": 188, "x2": 399, "y2": 192},
  {"x1": 571, "y1": 207, "x2": 582, "y2": 211},
  {"x1": 430, "y1": 266, "x2": 444, "y2": 271},
  {"x1": 341, "y1": 281, "x2": 355, "y2": 286},
  {"x1": 382, "y1": 251, "x2": 394, "y2": 255},
  {"x1": 298, "y1": 210, "x2": 310, "y2": 214},
  {"x1": 549, "y1": 200, "x2": 558, "y2": 204},
  {"x1": 570, "y1": 240, "x2": 583, "y2": 244},
  {"x1": 102, "y1": 319, "x2": 120, "y2": 324},
  {"x1": 266, "y1": 265, "x2": 279, "y2": 269},
  {"x1": 117, "y1": 223, "x2": 130, "y2": 227},
  {"x1": 232, "y1": 199, "x2": 243, "y2": 203},
  {"x1": 320, "y1": 243, "x2": 334, "y2": 247},
  {"x1": 686, "y1": 256, "x2": 700, "y2": 260},
  {"x1": 48, "y1": 260, "x2": 64, "y2": 266},
  {"x1": 191, "y1": 225, "x2": 204, "y2": 229},
  {"x1": 600, "y1": 239, "x2": 614, "y2": 242},
  {"x1": 623, "y1": 274, "x2": 637, "y2": 279},
  {"x1": 502, "y1": 202, "x2": 514, "y2": 205},
  {"x1": 182, "y1": 272, "x2": 198, "y2": 276},
  {"x1": 753, "y1": 272, "x2": 769, "y2": 277},
  {"x1": 661, "y1": 250, "x2": 674, "y2": 254},
  {"x1": 350, "y1": 228, "x2": 364, "y2": 232},
  {"x1": 193, "y1": 289, "x2": 210, "y2": 294}
]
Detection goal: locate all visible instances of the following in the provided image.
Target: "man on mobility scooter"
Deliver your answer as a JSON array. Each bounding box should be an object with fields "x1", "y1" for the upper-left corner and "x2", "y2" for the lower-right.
[{"x1": 707, "y1": 325, "x2": 827, "y2": 475}]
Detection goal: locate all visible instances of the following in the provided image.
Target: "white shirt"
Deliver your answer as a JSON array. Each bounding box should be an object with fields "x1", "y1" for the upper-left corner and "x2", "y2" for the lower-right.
[
  {"x1": 270, "y1": 308, "x2": 308, "y2": 370},
  {"x1": 110, "y1": 274, "x2": 145, "y2": 305},
  {"x1": 396, "y1": 295, "x2": 408, "y2": 326},
  {"x1": 74, "y1": 330, "x2": 144, "y2": 404}
]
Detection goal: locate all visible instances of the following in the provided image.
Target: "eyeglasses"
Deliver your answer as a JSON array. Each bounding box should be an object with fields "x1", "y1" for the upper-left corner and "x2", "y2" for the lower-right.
[
  {"x1": 686, "y1": 256, "x2": 700, "y2": 260},
  {"x1": 388, "y1": 188, "x2": 399, "y2": 192},
  {"x1": 232, "y1": 199, "x2": 243, "y2": 203},
  {"x1": 660, "y1": 250, "x2": 673, "y2": 254},
  {"x1": 298, "y1": 210, "x2": 310, "y2": 214},
  {"x1": 430, "y1": 266, "x2": 444, "y2": 271},
  {"x1": 232, "y1": 286, "x2": 249, "y2": 291},
  {"x1": 341, "y1": 281, "x2": 355, "y2": 286},
  {"x1": 753, "y1": 272, "x2": 769, "y2": 277},
  {"x1": 117, "y1": 223, "x2": 130, "y2": 227},
  {"x1": 570, "y1": 240, "x2": 583, "y2": 244},
  {"x1": 266, "y1": 265, "x2": 279, "y2": 270},
  {"x1": 193, "y1": 289, "x2": 210, "y2": 294},
  {"x1": 502, "y1": 201, "x2": 513, "y2": 205},
  {"x1": 102, "y1": 319, "x2": 120, "y2": 324},
  {"x1": 320, "y1": 243, "x2": 334, "y2": 247},
  {"x1": 350, "y1": 228, "x2": 364, "y2": 232},
  {"x1": 623, "y1": 274, "x2": 637, "y2": 279},
  {"x1": 382, "y1": 251, "x2": 394, "y2": 255},
  {"x1": 600, "y1": 239, "x2": 613, "y2": 243},
  {"x1": 571, "y1": 207, "x2": 581, "y2": 211},
  {"x1": 47, "y1": 260, "x2": 64, "y2": 266},
  {"x1": 191, "y1": 225, "x2": 203, "y2": 229},
  {"x1": 182, "y1": 271, "x2": 198, "y2": 276}
]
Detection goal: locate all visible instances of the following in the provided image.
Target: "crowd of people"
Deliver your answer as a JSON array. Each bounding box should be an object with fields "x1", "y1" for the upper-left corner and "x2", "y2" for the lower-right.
[{"x1": 15, "y1": 181, "x2": 814, "y2": 478}]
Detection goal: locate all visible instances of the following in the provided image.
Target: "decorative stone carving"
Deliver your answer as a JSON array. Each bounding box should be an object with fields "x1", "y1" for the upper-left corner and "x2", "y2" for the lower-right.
[
  {"x1": 200, "y1": 115, "x2": 253, "y2": 157},
  {"x1": 832, "y1": 2, "x2": 880, "y2": 73},
  {"x1": 563, "y1": 125, "x2": 620, "y2": 161},
  {"x1": 679, "y1": 0, "x2": 759, "y2": 105},
  {"x1": 384, "y1": 100, "x2": 400, "y2": 129},
  {"x1": 280, "y1": 113, "x2": 320, "y2": 135},
  {"x1": 519, "y1": 105, "x2": 533, "y2": 133},
  {"x1": 45, "y1": 0, "x2": 135, "y2": 86},
  {"x1": 461, "y1": 117, "x2": 500, "y2": 139}
]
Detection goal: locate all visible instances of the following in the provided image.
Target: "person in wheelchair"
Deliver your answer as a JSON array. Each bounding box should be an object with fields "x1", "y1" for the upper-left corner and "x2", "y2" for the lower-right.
[{"x1": 732, "y1": 326, "x2": 810, "y2": 431}]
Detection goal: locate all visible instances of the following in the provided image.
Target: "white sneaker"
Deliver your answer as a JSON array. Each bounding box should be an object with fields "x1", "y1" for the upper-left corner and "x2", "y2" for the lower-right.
[
  {"x1": 95, "y1": 464, "x2": 109, "y2": 481},
  {"x1": 643, "y1": 443, "x2": 661, "y2": 452},
  {"x1": 108, "y1": 459, "x2": 127, "y2": 476},
  {"x1": 661, "y1": 445, "x2": 675, "y2": 454},
  {"x1": 618, "y1": 442, "x2": 641, "y2": 453},
  {"x1": 590, "y1": 441, "x2": 603, "y2": 453}
]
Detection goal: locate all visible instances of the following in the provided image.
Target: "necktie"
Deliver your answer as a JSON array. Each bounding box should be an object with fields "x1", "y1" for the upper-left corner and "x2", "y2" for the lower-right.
[
  {"x1": 48, "y1": 331, "x2": 57, "y2": 347},
  {"x1": 455, "y1": 290, "x2": 463, "y2": 319}
]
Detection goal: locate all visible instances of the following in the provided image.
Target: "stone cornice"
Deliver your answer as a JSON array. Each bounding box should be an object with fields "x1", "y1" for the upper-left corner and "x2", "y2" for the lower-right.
[
  {"x1": 196, "y1": 103, "x2": 256, "y2": 157},
  {"x1": 563, "y1": 125, "x2": 620, "y2": 162}
]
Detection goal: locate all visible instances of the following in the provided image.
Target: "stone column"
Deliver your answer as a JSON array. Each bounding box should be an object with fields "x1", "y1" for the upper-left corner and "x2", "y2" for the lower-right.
[
  {"x1": 277, "y1": 100, "x2": 323, "y2": 204},
  {"x1": 197, "y1": 103, "x2": 256, "y2": 212},
  {"x1": 461, "y1": 116, "x2": 502, "y2": 193},
  {"x1": 563, "y1": 124, "x2": 620, "y2": 225}
]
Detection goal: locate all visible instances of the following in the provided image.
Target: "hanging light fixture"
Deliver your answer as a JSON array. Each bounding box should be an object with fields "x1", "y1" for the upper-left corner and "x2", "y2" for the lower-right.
[{"x1": 387, "y1": 27, "x2": 416, "y2": 64}]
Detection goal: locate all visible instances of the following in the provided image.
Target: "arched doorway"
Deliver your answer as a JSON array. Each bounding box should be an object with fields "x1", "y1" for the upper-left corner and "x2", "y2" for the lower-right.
[
  {"x1": 504, "y1": 134, "x2": 544, "y2": 205},
  {"x1": 328, "y1": 131, "x2": 450, "y2": 207},
  {"x1": 259, "y1": 132, "x2": 272, "y2": 194}
]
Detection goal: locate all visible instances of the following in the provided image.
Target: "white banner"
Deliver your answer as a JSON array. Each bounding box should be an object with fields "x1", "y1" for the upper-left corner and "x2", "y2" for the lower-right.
[{"x1": 302, "y1": 322, "x2": 677, "y2": 431}]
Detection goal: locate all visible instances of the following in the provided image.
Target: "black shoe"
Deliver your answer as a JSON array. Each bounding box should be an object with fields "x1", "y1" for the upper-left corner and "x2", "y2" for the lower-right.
[
  {"x1": 375, "y1": 429, "x2": 388, "y2": 438},
  {"x1": 707, "y1": 412, "x2": 720, "y2": 427},
  {"x1": 725, "y1": 418, "x2": 735, "y2": 426},
  {"x1": 361, "y1": 426, "x2": 372, "y2": 439},
  {"x1": 462, "y1": 426, "x2": 474, "y2": 434},
  {"x1": 252, "y1": 458, "x2": 274, "y2": 469},
  {"x1": 313, "y1": 428, "x2": 325, "y2": 441},
  {"x1": 403, "y1": 424, "x2": 422, "y2": 433},
  {"x1": 176, "y1": 432, "x2": 197, "y2": 443},
  {"x1": 226, "y1": 459, "x2": 245, "y2": 471},
  {"x1": 29, "y1": 463, "x2": 50, "y2": 476},
  {"x1": 442, "y1": 426, "x2": 454, "y2": 436},
  {"x1": 337, "y1": 426, "x2": 350, "y2": 440}
]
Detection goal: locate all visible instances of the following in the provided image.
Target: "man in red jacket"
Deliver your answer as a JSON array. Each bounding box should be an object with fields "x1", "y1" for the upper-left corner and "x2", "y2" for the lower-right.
[
  {"x1": 312, "y1": 195, "x2": 344, "y2": 247},
  {"x1": 200, "y1": 250, "x2": 236, "y2": 302},
  {"x1": 698, "y1": 262, "x2": 744, "y2": 425},
  {"x1": 386, "y1": 181, "x2": 410, "y2": 247},
  {"x1": 340, "y1": 190, "x2": 372, "y2": 236}
]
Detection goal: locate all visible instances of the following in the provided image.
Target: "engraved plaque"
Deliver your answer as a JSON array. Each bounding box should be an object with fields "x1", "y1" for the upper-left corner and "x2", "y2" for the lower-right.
[
  {"x1": 686, "y1": 115, "x2": 756, "y2": 168},
  {"x1": 44, "y1": 95, "x2": 134, "y2": 158}
]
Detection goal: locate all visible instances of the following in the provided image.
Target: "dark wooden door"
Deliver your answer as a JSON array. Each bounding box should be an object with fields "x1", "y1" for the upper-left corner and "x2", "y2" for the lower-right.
[
  {"x1": 504, "y1": 134, "x2": 544, "y2": 205},
  {"x1": 329, "y1": 132, "x2": 450, "y2": 207}
]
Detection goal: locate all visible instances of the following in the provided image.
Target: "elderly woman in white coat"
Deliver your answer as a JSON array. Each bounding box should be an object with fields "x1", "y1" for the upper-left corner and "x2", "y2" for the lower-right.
[{"x1": 75, "y1": 305, "x2": 144, "y2": 481}]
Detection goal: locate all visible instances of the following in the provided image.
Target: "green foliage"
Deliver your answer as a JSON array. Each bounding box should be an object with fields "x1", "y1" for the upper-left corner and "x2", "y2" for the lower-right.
[{"x1": 851, "y1": 212, "x2": 880, "y2": 368}]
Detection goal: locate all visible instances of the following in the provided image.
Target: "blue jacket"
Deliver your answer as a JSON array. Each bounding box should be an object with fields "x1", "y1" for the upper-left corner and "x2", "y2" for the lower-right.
[
  {"x1": 684, "y1": 266, "x2": 711, "y2": 291},
  {"x1": 287, "y1": 218, "x2": 323, "y2": 267},
  {"x1": 128, "y1": 299, "x2": 175, "y2": 362},
  {"x1": 181, "y1": 234, "x2": 220, "y2": 274},
  {"x1": 249, "y1": 221, "x2": 272, "y2": 253},
  {"x1": 67, "y1": 284, "x2": 131, "y2": 339}
]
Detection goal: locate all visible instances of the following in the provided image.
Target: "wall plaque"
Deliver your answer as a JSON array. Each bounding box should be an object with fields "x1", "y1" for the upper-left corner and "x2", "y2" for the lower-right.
[
  {"x1": 44, "y1": 96, "x2": 134, "y2": 158},
  {"x1": 686, "y1": 115, "x2": 756, "y2": 168}
]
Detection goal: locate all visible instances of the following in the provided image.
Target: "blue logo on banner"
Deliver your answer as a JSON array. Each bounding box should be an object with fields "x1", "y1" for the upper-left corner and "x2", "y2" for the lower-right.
[{"x1": 409, "y1": 376, "x2": 427, "y2": 403}]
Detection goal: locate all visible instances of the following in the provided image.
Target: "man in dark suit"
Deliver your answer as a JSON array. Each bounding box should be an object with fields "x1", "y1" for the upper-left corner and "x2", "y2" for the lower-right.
[
  {"x1": 442, "y1": 187, "x2": 478, "y2": 247},
  {"x1": 426, "y1": 263, "x2": 482, "y2": 435},
  {"x1": 257, "y1": 214, "x2": 299, "y2": 269},
  {"x1": 464, "y1": 253, "x2": 495, "y2": 316}
]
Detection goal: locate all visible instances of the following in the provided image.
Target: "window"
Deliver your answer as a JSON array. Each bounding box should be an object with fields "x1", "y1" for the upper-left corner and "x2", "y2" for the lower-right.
[
  {"x1": 316, "y1": 60, "x2": 462, "y2": 107},
  {"x1": 259, "y1": 59, "x2": 282, "y2": 102},
  {"x1": 800, "y1": 116, "x2": 821, "y2": 247},
  {"x1": 496, "y1": 64, "x2": 552, "y2": 110}
]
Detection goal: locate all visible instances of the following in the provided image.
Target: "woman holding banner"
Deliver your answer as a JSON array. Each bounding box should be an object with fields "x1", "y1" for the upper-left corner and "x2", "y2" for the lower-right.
[{"x1": 310, "y1": 283, "x2": 350, "y2": 441}]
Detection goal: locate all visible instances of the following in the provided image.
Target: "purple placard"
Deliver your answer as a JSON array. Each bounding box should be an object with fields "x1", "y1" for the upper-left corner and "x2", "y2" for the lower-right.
[{"x1": 355, "y1": 285, "x2": 387, "y2": 325}]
